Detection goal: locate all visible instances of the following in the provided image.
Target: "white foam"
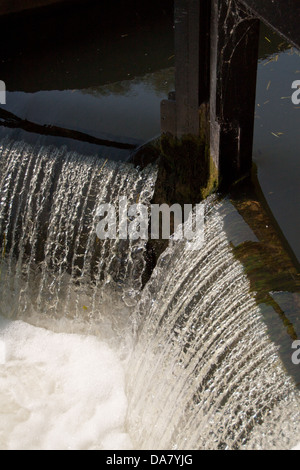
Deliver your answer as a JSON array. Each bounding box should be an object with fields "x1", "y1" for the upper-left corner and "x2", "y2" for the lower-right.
[{"x1": 0, "y1": 316, "x2": 133, "y2": 450}]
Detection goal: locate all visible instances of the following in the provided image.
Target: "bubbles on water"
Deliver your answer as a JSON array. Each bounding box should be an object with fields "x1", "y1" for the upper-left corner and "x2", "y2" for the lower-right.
[{"x1": 0, "y1": 315, "x2": 133, "y2": 450}]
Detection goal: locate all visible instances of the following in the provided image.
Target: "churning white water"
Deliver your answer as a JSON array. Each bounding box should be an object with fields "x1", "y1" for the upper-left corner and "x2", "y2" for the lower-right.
[
  {"x1": 0, "y1": 138, "x2": 299, "y2": 450},
  {"x1": 0, "y1": 316, "x2": 132, "y2": 450}
]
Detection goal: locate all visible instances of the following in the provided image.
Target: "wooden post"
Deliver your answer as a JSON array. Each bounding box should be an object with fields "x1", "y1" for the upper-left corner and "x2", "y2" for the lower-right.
[
  {"x1": 174, "y1": 0, "x2": 200, "y2": 136},
  {"x1": 210, "y1": 0, "x2": 260, "y2": 186},
  {"x1": 162, "y1": 0, "x2": 209, "y2": 137},
  {"x1": 162, "y1": 0, "x2": 260, "y2": 187}
]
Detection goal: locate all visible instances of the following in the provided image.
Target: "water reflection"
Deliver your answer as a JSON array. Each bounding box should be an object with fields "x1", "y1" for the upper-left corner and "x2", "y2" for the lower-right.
[
  {"x1": 0, "y1": 2, "x2": 175, "y2": 158},
  {"x1": 254, "y1": 24, "x2": 300, "y2": 262},
  {"x1": 2, "y1": 68, "x2": 175, "y2": 147}
]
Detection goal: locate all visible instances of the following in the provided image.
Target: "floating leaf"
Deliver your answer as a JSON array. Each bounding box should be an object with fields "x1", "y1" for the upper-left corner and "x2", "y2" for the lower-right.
[{"x1": 99, "y1": 159, "x2": 108, "y2": 176}]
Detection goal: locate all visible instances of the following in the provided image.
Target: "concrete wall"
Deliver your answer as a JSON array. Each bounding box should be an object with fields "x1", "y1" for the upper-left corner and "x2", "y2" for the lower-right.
[{"x1": 0, "y1": 0, "x2": 73, "y2": 16}]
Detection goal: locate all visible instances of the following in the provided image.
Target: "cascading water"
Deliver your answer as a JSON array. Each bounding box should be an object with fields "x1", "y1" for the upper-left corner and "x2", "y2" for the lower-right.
[
  {"x1": 0, "y1": 138, "x2": 299, "y2": 450},
  {"x1": 0, "y1": 137, "x2": 156, "y2": 340},
  {"x1": 0, "y1": 137, "x2": 156, "y2": 450},
  {"x1": 127, "y1": 200, "x2": 300, "y2": 450}
]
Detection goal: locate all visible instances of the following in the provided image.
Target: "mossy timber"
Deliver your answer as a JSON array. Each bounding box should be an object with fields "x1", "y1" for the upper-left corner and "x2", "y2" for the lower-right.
[{"x1": 130, "y1": 132, "x2": 218, "y2": 285}]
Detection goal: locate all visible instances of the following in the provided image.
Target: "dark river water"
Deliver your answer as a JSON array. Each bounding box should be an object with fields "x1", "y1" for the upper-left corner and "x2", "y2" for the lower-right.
[
  {"x1": 0, "y1": 2, "x2": 299, "y2": 261},
  {"x1": 254, "y1": 25, "x2": 300, "y2": 263},
  {"x1": 0, "y1": 1, "x2": 175, "y2": 158}
]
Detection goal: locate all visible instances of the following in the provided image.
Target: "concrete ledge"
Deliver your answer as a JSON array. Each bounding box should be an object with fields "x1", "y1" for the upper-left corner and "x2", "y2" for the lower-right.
[{"x1": 0, "y1": 0, "x2": 73, "y2": 16}]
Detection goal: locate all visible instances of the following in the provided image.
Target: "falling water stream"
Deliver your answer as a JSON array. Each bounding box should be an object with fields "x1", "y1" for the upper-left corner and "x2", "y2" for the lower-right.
[
  {"x1": 0, "y1": 138, "x2": 156, "y2": 450},
  {"x1": 0, "y1": 4, "x2": 299, "y2": 450},
  {"x1": 127, "y1": 200, "x2": 300, "y2": 450},
  {"x1": 0, "y1": 137, "x2": 156, "y2": 329},
  {"x1": 0, "y1": 138, "x2": 299, "y2": 450}
]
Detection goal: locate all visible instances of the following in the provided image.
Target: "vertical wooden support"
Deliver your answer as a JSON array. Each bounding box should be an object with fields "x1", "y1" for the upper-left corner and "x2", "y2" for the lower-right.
[
  {"x1": 210, "y1": 0, "x2": 260, "y2": 186},
  {"x1": 161, "y1": 0, "x2": 211, "y2": 136},
  {"x1": 174, "y1": 0, "x2": 200, "y2": 136},
  {"x1": 161, "y1": 0, "x2": 260, "y2": 187},
  {"x1": 162, "y1": 0, "x2": 205, "y2": 137}
]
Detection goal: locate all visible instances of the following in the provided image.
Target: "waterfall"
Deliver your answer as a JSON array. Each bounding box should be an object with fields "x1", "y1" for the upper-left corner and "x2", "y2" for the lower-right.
[
  {"x1": 0, "y1": 137, "x2": 299, "y2": 450},
  {"x1": 0, "y1": 137, "x2": 156, "y2": 343},
  {"x1": 127, "y1": 199, "x2": 300, "y2": 450}
]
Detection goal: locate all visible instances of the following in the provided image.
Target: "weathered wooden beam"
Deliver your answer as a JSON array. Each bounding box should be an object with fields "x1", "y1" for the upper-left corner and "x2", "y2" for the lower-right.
[
  {"x1": 174, "y1": 0, "x2": 200, "y2": 136},
  {"x1": 161, "y1": 0, "x2": 260, "y2": 186},
  {"x1": 210, "y1": 0, "x2": 260, "y2": 186},
  {"x1": 162, "y1": 0, "x2": 208, "y2": 137},
  {"x1": 161, "y1": 0, "x2": 211, "y2": 137}
]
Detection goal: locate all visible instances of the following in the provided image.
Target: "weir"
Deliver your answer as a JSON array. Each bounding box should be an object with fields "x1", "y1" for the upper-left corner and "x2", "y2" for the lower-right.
[
  {"x1": 0, "y1": 0, "x2": 299, "y2": 451},
  {"x1": 0, "y1": 138, "x2": 299, "y2": 449}
]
